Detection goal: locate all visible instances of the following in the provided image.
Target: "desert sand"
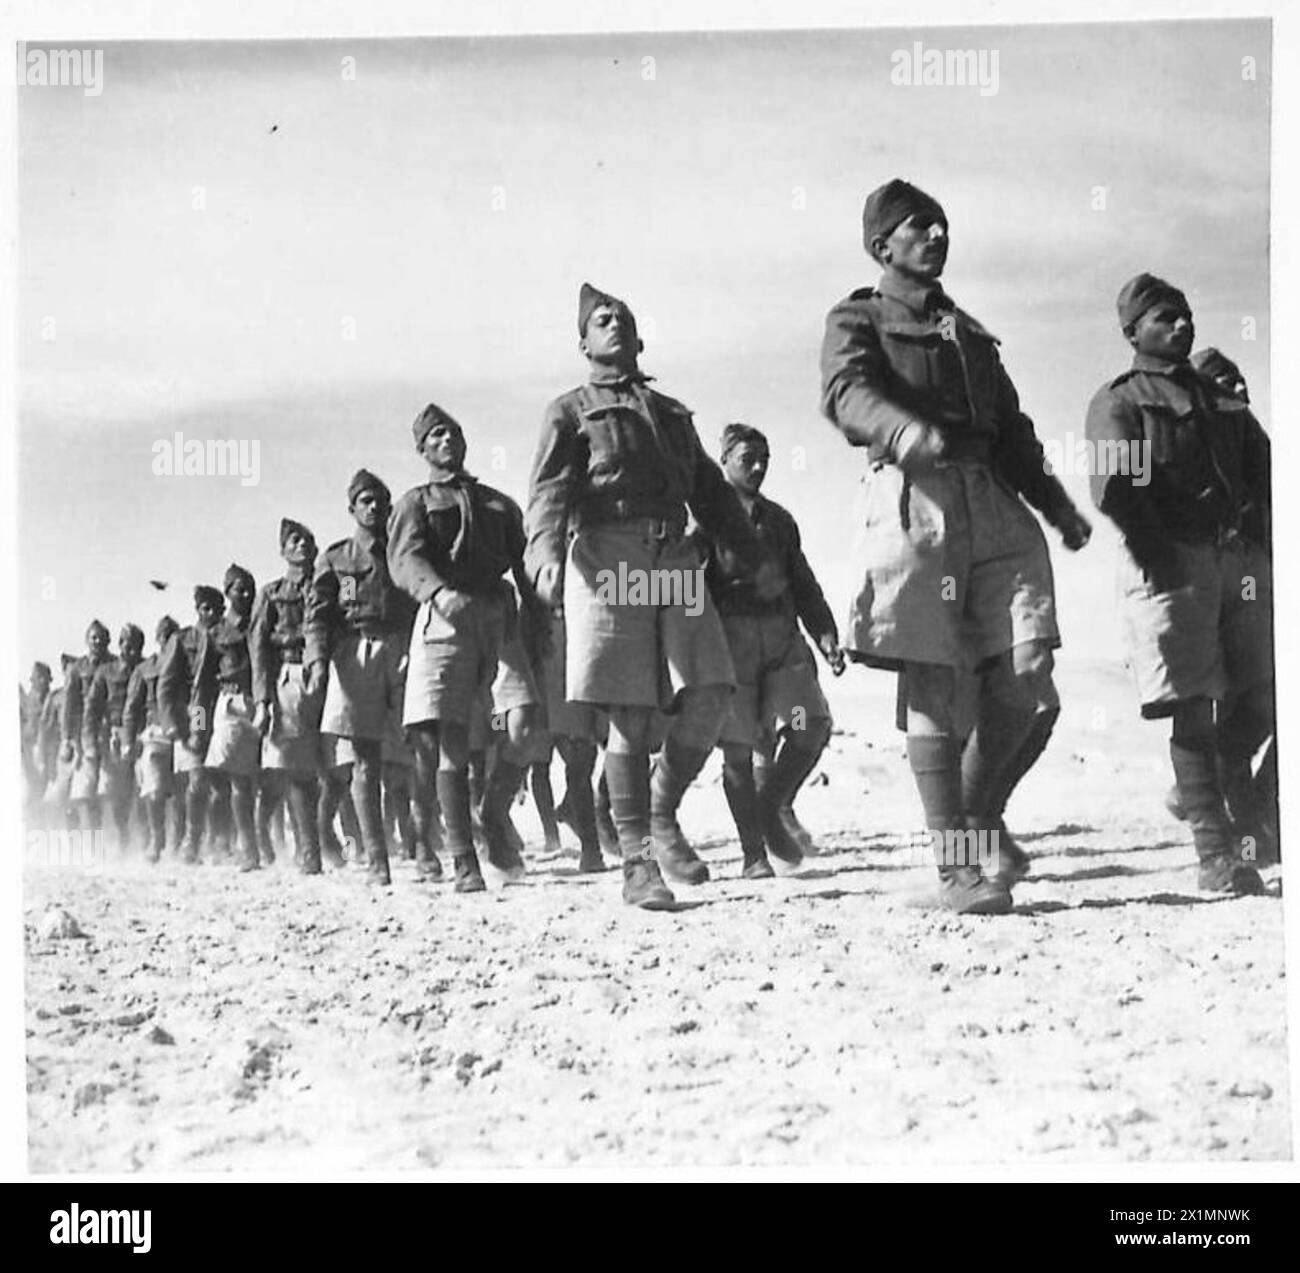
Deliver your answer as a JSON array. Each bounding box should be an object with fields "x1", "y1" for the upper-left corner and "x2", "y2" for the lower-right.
[{"x1": 24, "y1": 658, "x2": 1288, "y2": 1170}]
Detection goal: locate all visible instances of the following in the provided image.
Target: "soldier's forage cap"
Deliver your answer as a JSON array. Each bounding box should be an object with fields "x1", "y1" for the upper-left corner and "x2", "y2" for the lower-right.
[
  {"x1": 862, "y1": 179, "x2": 947, "y2": 251},
  {"x1": 1190, "y1": 347, "x2": 1242, "y2": 383},
  {"x1": 224, "y1": 563, "x2": 255, "y2": 594},
  {"x1": 119, "y1": 623, "x2": 144, "y2": 646},
  {"x1": 578, "y1": 282, "x2": 638, "y2": 337},
  {"x1": 194, "y1": 584, "x2": 224, "y2": 609},
  {"x1": 1116, "y1": 273, "x2": 1189, "y2": 330},
  {"x1": 412, "y1": 402, "x2": 463, "y2": 450},
  {"x1": 347, "y1": 468, "x2": 390, "y2": 504},
  {"x1": 32, "y1": 661, "x2": 51, "y2": 680},
  {"x1": 720, "y1": 422, "x2": 769, "y2": 461},
  {"x1": 156, "y1": 615, "x2": 179, "y2": 644},
  {"x1": 279, "y1": 517, "x2": 316, "y2": 552},
  {"x1": 85, "y1": 619, "x2": 109, "y2": 639}
]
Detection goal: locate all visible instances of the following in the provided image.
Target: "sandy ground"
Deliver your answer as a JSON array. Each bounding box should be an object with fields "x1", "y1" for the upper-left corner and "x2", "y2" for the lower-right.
[{"x1": 24, "y1": 658, "x2": 1289, "y2": 1170}]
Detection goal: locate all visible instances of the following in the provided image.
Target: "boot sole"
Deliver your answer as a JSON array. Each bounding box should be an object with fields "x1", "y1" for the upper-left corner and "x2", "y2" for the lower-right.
[{"x1": 624, "y1": 890, "x2": 676, "y2": 910}]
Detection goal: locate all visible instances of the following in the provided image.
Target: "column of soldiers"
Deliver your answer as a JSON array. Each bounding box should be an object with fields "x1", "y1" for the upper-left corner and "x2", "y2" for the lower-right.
[{"x1": 20, "y1": 178, "x2": 1277, "y2": 913}]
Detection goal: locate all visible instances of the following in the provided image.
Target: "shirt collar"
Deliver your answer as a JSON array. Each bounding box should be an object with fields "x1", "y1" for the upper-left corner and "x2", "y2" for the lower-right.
[
  {"x1": 1130, "y1": 352, "x2": 1192, "y2": 377},
  {"x1": 354, "y1": 526, "x2": 384, "y2": 554},
  {"x1": 588, "y1": 364, "x2": 655, "y2": 388},
  {"x1": 875, "y1": 270, "x2": 954, "y2": 314}
]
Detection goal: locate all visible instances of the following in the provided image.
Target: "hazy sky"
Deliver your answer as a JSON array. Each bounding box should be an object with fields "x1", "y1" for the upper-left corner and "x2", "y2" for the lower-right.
[{"x1": 18, "y1": 21, "x2": 1270, "y2": 671}]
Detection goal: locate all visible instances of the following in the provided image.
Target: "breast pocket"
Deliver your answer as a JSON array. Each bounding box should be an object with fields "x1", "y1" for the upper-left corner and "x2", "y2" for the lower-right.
[
  {"x1": 1132, "y1": 400, "x2": 1195, "y2": 469},
  {"x1": 878, "y1": 321, "x2": 949, "y2": 391}
]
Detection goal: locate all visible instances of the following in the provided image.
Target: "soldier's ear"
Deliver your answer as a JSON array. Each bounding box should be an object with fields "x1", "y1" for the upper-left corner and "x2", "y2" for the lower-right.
[
  {"x1": 636, "y1": 337, "x2": 644, "y2": 356},
  {"x1": 869, "y1": 235, "x2": 891, "y2": 266},
  {"x1": 578, "y1": 336, "x2": 590, "y2": 358}
]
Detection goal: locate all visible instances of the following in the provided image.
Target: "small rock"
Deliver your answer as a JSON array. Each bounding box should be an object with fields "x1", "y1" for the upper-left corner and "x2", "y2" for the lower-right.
[
  {"x1": 1227, "y1": 1079, "x2": 1273, "y2": 1100},
  {"x1": 147, "y1": 1025, "x2": 175, "y2": 1046},
  {"x1": 758, "y1": 982, "x2": 774, "y2": 992},
  {"x1": 73, "y1": 1081, "x2": 114, "y2": 1111},
  {"x1": 671, "y1": 1019, "x2": 700, "y2": 1035},
  {"x1": 112, "y1": 1011, "x2": 151, "y2": 1028},
  {"x1": 38, "y1": 907, "x2": 87, "y2": 941}
]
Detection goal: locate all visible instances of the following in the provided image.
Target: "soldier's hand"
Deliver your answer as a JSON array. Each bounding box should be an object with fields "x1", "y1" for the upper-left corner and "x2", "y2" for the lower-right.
[
  {"x1": 895, "y1": 422, "x2": 947, "y2": 473},
  {"x1": 59, "y1": 740, "x2": 75, "y2": 764},
  {"x1": 432, "y1": 587, "x2": 473, "y2": 620},
  {"x1": 752, "y1": 559, "x2": 785, "y2": 602},
  {"x1": 535, "y1": 562, "x2": 563, "y2": 608},
  {"x1": 305, "y1": 660, "x2": 328, "y2": 697},
  {"x1": 253, "y1": 702, "x2": 271, "y2": 736},
  {"x1": 1056, "y1": 506, "x2": 1092, "y2": 552},
  {"x1": 818, "y1": 634, "x2": 847, "y2": 677}
]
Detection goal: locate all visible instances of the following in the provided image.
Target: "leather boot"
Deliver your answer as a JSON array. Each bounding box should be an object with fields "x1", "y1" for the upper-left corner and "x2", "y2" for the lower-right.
[
  {"x1": 755, "y1": 742, "x2": 812, "y2": 870},
  {"x1": 649, "y1": 741, "x2": 711, "y2": 885},
  {"x1": 910, "y1": 735, "x2": 1012, "y2": 914},
  {"x1": 1171, "y1": 741, "x2": 1264, "y2": 895},
  {"x1": 481, "y1": 757, "x2": 527, "y2": 882},
  {"x1": 606, "y1": 752, "x2": 675, "y2": 909},
  {"x1": 724, "y1": 752, "x2": 773, "y2": 879},
  {"x1": 437, "y1": 769, "x2": 484, "y2": 893}
]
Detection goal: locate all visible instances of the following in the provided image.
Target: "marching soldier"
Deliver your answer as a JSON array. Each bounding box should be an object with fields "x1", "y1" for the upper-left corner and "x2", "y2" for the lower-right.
[
  {"x1": 123, "y1": 616, "x2": 180, "y2": 863},
  {"x1": 62, "y1": 619, "x2": 113, "y2": 834},
  {"x1": 820, "y1": 179, "x2": 1092, "y2": 914},
  {"x1": 526, "y1": 283, "x2": 776, "y2": 909},
  {"x1": 307, "y1": 470, "x2": 416, "y2": 886},
  {"x1": 251, "y1": 518, "x2": 326, "y2": 875},
  {"x1": 85, "y1": 624, "x2": 146, "y2": 853},
  {"x1": 40, "y1": 655, "x2": 79, "y2": 825},
  {"x1": 1086, "y1": 275, "x2": 1272, "y2": 894},
  {"x1": 193, "y1": 564, "x2": 262, "y2": 871},
  {"x1": 159, "y1": 585, "x2": 226, "y2": 863},
  {"x1": 387, "y1": 403, "x2": 546, "y2": 893},
  {"x1": 701, "y1": 423, "x2": 845, "y2": 878},
  {"x1": 20, "y1": 662, "x2": 52, "y2": 820}
]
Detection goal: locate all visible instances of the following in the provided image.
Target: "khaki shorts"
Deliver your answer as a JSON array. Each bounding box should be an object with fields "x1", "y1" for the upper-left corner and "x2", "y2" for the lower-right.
[
  {"x1": 136, "y1": 727, "x2": 175, "y2": 799},
  {"x1": 564, "y1": 524, "x2": 735, "y2": 709},
  {"x1": 262, "y1": 663, "x2": 323, "y2": 773},
  {"x1": 846, "y1": 461, "x2": 1059, "y2": 671},
  {"x1": 206, "y1": 691, "x2": 261, "y2": 776},
  {"x1": 404, "y1": 593, "x2": 510, "y2": 728},
  {"x1": 322, "y1": 633, "x2": 405, "y2": 741},
  {"x1": 1119, "y1": 540, "x2": 1273, "y2": 718},
  {"x1": 719, "y1": 612, "x2": 831, "y2": 748}
]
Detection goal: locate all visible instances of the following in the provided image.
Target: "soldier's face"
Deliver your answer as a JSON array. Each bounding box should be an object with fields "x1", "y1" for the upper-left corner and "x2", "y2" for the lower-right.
[
  {"x1": 120, "y1": 631, "x2": 144, "y2": 662},
  {"x1": 282, "y1": 530, "x2": 314, "y2": 568},
  {"x1": 351, "y1": 488, "x2": 389, "y2": 532},
  {"x1": 582, "y1": 304, "x2": 642, "y2": 368},
  {"x1": 156, "y1": 623, "x2": 178, "y2": 650},
  {"x1": 1132, "y1": 303, "x2": 1194, "y2": 361},
  {"x1": 724, "y1": 443, "x2": 769, "y2": 496},
  {"x1": 420, "y1": 421, "x2": 467, "y2": 472},
  {"x1": 31, "y1": 669, "x2": 51, "y2": 695},
  {"x1": 196, "y1": 599, "x2": 224, "y2": 628},
  {"x1": 1211, "y1": 370, "x2": 1250, "y2": 403},
  {"x1": 877, "y1": 212, "x2": 948, "y2": 280},
  {"x1": 226, "y1": 579, "x2": 254, "y2": 616},
  {"x1": 86, "y1": 628, "x2": 109, "y2": 659}
]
